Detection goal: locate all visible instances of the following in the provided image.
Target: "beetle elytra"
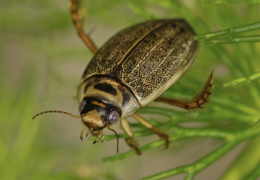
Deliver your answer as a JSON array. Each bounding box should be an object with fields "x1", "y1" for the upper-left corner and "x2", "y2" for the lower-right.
[{"x1": 33, "y1": 0, "x2": 213, "y2": 154}]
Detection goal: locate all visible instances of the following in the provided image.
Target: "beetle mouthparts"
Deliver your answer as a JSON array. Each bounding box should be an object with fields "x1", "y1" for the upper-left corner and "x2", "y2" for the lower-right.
[{"x1": 80, "y1": 125, "x2": 87, "y2": 140}]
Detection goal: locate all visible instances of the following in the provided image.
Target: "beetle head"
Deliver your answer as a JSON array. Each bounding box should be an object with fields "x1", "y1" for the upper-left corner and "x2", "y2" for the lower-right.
[
  {"x1": 32, "y1": 97, "x2": 121, "y2": 153},
  {"x1": 79, "y1": 97, "x2": 121, "y2": 131}
]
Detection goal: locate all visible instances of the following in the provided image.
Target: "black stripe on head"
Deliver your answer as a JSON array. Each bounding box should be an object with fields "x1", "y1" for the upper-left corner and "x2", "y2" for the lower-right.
[{"x1": 94, "y1": 83, "x2": 117, "y2": 96}]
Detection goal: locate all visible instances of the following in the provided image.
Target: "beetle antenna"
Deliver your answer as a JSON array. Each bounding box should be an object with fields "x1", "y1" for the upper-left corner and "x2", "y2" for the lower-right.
[
  {"x1": 32, "y1": 110, "x2": 81, "y2": 119},
  {"x1": 106, "y1": 125, "x2": 119, "y2": 153}
]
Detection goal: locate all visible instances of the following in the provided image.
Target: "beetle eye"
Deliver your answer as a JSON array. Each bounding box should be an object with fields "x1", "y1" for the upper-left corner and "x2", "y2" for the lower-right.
[
  {"x1": 108, "y1": 111, "x2": 120, "y2": 124},
  {"x1": 79, "y1": 100, "x2": 86, "y2": 113}
]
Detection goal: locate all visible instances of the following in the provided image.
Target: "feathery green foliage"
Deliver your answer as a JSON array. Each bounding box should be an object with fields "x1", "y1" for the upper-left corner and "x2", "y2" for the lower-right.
[{"x1": 1, "y1": 0, "x2": 260, "y2": 180}]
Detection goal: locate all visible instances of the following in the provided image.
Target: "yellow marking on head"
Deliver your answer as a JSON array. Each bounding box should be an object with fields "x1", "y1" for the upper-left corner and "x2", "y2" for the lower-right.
[
  {"x1": 81, "y1": 109, "x2": 104, "y2": 130},
  {"x1": 91, "y1": 101, "x2": 106, "y2": 108}
]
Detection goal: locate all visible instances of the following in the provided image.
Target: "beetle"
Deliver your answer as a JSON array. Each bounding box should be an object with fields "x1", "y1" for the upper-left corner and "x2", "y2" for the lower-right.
[{"x1": 33, "y1": 0, "x2": 213, "y2": 154}]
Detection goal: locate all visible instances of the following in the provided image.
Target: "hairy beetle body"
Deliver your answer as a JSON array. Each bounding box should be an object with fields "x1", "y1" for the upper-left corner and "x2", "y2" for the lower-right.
[
  {"x1": 33, "y1": 6, "x2": 213, "y2": 154},
  {"x1": 79, "y1": 19, "x2": 198, "y2": 112}
]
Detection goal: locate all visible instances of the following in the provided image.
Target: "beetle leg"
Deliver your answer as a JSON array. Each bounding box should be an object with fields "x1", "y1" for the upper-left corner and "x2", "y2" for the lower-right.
[
  {"x1": 70, "y1": 0, "x2": 98, "y2": 54},
  {"x1": 120, "y1": 118, "x2": 141, "y2": 155},
  {"x1": 132, "y1": 114, "x2": 169, "y2": 149},
  {"x1": 93, "y1": 130, "x2": 103, "y2": 144},
  {"x1": 155, "y1": 71, "x2": 213, "y2": 110}
]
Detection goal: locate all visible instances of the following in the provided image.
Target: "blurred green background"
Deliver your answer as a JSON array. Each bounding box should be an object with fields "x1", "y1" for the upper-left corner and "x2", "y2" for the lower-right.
[{"x1": 1, "y1": 0, "x2": 260, "y2": 180}]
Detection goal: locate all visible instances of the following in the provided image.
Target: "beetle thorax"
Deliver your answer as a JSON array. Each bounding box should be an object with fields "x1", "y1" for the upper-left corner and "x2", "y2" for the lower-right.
[{"x1": 77, "y1": 76, "x2": 141, "y2": 119}]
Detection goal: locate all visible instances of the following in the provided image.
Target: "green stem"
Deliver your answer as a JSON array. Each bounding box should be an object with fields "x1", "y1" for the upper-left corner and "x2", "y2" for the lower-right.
[
  {"x1": 103, "y1": 126, "x2": 232, "y2": 162},
  {"x1": 222, "y1": 71, "x2": 260, "y2": 88},
  {"x1": 103, "y1": 139, "x2": 166, "y2": 162},
  {"x1": 203, "y1": 0, "x2": 260, "y2": 4},
  {"x1": 220, "y1": 136, "x2": 260, "y2": 180},
  {"x1": 194, "y1": 22, "x2": 260, "y2": 40},
  {"x1": 245, "y1": 162, "x2": 260, "y2": 180},
  {"x1": 140, "y1": 143, "x2": 234, "y2": 180},
  {"x1": 140, "y1": 127, "x2": 260, "y2": 180},
  {"x1": 139, "y1": 106, "x2": 256, "y2": 124},
  {"x1": 200, "y1": 35, "x2": 260, "y2": 44}
]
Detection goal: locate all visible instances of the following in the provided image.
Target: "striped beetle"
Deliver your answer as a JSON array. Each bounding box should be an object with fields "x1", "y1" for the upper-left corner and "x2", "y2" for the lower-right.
[{"x1": 33, "y1": 0, "x2": 213, "y2": 154}]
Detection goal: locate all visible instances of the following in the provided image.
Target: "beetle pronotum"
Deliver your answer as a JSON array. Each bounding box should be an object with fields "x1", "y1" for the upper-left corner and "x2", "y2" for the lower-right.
[{"x1": 33, "y1": 0, "x2": 213, "y2": 154}]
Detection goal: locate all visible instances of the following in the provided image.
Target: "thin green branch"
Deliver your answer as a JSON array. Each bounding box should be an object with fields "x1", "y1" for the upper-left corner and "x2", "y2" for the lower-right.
[
  {"x1": 127, "y1": 2, "x2": 156, "y2": 20},
  {"x1": 140, "y1": 126, "x2": 260, "y2": 180},
  {"x1": 140, "y1": 143, "x2": 235, "y2": 180},
  {"x1": 103, "y1": 122, "x2": 260, "y2": 179},
  {"x1": 249, "y1": 119, "x2": 260, "y2": 132},
  {"x1": 103, "y1": 129, "x2": 154, "y2": 141},
  {"x1": 103, "y1": 139, "x2": 166, "y2": 162},
  {"x1": 139, "y1": 106, "x2": 256, "y2": 124},
  {"x1": 220, "y1": 136, "x2": 260, "y2": 180},
  {"x1": 202, "y1": 0, "x2": 260, "y2": 4},
  {"x1": 199, "y1": 35, "x2": 260, "y2": 44},
  {"x1": 245, "y1": 162, "x2": 260, "y2": 180},
  {"x1": 103, "y1": 126, "x2": 232, "y2": 162},
  {"x1": 171, "y1": 126, "x2": 231, "y2": 140},
  {"x1": 222, "y1": 71, "x2": 260, "y2": 88},
  {"x1": 194, "y1": 22, "x2": 260, "y2": 40},
  {"x1": 185, "y1": 174, "x2": 195, "y2": 180}
]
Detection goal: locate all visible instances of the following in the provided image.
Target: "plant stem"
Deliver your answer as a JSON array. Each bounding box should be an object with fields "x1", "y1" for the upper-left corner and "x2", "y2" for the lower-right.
[
  {"x1": 222, "y1": 71, "x2": 260, "y2": 88},
  {"x1": 220, "y1": 135, "x2": 260, "y2": 180},
  {"x1": 140, "y1": 143, "x2": 235, "y2": 180},
  {"x1": 200, "y1": 36, "x2": 260, "y2": 44},
  {"x1": 245, "y1": 162, "x2": 260, "y2": 180},
  {"x1": 194, "y1": 22, "x2": 260, "y2": 40},
  {"x1": 203, "y1": 0, "x2": 260, "y2": 4}
]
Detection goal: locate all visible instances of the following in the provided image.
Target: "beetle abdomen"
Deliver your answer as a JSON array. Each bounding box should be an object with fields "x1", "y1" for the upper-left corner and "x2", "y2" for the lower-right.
[{"x1": 82, "y1": 19, "x2": 198, "y2": 106}]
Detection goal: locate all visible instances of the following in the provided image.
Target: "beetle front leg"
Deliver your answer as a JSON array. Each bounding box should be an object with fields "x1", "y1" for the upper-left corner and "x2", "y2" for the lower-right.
[
  {"x1": 120, "y1": 118, "x2": 141, "y2": 155},
  {"x1": 132, "y1": 114, "x2": 169, "y2": 149}
]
